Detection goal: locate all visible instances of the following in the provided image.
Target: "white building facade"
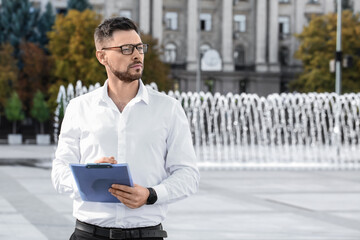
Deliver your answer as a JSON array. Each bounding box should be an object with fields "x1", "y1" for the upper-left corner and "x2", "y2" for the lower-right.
[{"x1": 17, "y1": 0, "x2": 360, "y2": 95}]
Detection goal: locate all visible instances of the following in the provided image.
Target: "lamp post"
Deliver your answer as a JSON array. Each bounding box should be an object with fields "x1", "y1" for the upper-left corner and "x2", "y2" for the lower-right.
[
  {"x1": 335, "y1": 0, "x2": 342, "y2": 95},
  {"x1": 196, "y1": 0, "x2": 202, "y2": 93},
  {"x1": 335, "y1": 0, "x2": 342, "y2": 160}
]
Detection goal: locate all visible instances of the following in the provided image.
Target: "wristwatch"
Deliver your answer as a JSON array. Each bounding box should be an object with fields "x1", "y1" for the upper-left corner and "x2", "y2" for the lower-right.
[{"x1": 146, "y1": 187, "x2": 158, "y2": 205}]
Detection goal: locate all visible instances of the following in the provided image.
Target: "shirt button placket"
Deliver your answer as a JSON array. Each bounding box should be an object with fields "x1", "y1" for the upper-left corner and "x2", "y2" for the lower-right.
[
  {"x1": 116, "y1": 112, "x2": 127, "y2": 226},
  {"x1": 117, "y1": 113, "x2": 126, "y2": 164}
]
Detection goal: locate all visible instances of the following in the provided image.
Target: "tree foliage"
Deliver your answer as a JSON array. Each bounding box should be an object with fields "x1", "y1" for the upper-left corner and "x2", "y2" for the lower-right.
[
  {"x1": 18, "y1": 42, "x2": 53, "y2": 112},
  {"x1": 5, "y1": 92, "x2": 25, "y2": 133},
  {"x1": 37, "y1": 2, "x2": 55, "y2": 50},
  {"x1": 290, "y1": 10, "x2": 360, "y2": 93},
  {"x1": 67, "y1": 0, "x2": 92, "y2": 12},
  {"x1": 47, "y1": 9, "x2": 105, "y2": 111},
  {"x1": 0, "y1": 0, "x2": 39, "y2": 59},
  {"x1": 31, "y1": 91, "x2": 50, "y2": 134},
  {"x1": 140, "y1": 34, "x2": 172, "y2": 91},
  {"x1": 48, "y1": 9, "x2": 105, "y2": 86},
  {"x1": 0, "y1": 43, "x2": 18, "y2": 111}
]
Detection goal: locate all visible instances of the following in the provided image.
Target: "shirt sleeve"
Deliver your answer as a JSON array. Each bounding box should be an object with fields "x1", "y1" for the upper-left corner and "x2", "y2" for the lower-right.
[
  {"x1": 154, "y1": 100, "x2": 200, "y2": 204},
  {"x1": 51, "y1": 99, "x2": 81, "y2": 199}
]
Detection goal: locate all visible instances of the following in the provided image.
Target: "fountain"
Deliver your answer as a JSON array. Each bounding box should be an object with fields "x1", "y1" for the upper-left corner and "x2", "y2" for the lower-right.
[{"x1": 54, "y1": 81, "x2": 360, "y2": 170}]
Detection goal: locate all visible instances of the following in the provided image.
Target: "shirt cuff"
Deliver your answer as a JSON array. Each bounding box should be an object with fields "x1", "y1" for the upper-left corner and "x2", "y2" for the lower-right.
[
  {"x1": 153, "y1": 184, "x2": 169, "y2": 204},
  {"x1": 70, "y1": 175, "x2": 81, "y2": 199}
]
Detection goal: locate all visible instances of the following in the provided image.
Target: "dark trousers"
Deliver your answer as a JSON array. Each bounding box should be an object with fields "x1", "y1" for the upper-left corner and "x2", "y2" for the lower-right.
[{"x1": 69, "y1": 228, "x2": 164, "y2": 240}]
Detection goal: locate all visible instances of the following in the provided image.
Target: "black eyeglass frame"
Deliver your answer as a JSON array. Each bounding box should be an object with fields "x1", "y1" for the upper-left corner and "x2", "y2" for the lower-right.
[{"x1": 101, "y1": 43, "x2": 148, "y2": 55}]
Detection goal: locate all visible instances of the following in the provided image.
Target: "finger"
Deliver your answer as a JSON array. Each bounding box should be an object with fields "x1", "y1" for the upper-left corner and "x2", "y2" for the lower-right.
[
  {"x1": 109, "y1": 188, "x2": 133, "y2": 200},
  {"x1": 94, "y1": 157, "x2": 117, "y2": 164},
  {"x1": 111, "y1": 184, "x2": 133, "y2": 193}
]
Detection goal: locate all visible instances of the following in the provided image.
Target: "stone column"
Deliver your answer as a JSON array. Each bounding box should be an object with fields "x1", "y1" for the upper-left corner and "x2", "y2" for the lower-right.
[
  {"x1": 295, "y1": 0, "x2": 305, "y2": 34},
  {"x1": 222, "y1": 0, "x2": 234, "y2": 71},
  {"x1": 139, "y1": 0, "x2": 150, "y2": 34},
  {"x1": 292, "y1": 0, "x2": 306, "y2": 66},
  {"x1": 354, "y1": 0, "x2": 360, "y2": 14},
  {"x1": 186, "y1": 0, "x2": 198, "y2": 71},
  {"x1": 255, "y1": 0, "x2": 268, "y2": 72},
  {"x1": 152, "y1": 0, "x2": 163, "y2": 46},
  {"x1": 268, "y1": 0, "x2": 279, "y2": 72}
]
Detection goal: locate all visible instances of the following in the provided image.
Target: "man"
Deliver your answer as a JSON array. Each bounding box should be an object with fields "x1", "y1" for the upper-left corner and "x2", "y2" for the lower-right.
[{"x1": 51, "y1": 17, "x2": 200, "y2": 240}]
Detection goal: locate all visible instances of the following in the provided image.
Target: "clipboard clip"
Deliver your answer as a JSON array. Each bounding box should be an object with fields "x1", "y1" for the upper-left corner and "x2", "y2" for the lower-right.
[{"x1": 86, "y1": 163, "x2": 113, "y2": 169}]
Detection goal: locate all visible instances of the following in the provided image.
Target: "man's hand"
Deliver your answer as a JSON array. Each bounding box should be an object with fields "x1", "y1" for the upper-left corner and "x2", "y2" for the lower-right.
[
  {"x1": 94, "y1": 156, "x2": 117, "y2": 164},
  {"x1": 109, "y1": 184, "x2": 150, "y2": 209}
]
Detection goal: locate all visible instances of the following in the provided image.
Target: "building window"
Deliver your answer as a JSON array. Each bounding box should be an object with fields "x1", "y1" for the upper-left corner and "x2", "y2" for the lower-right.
[
  {"x1": 164, "y1": 43, "x2": 177, "y2": 63},
  {"x1": 119, "y1": 10, "x2": 132, "y2": 19},
  {"x1": 200, "y1": 13, "x2": 212, "y2": 31},
  {"x1": 165, "y1": 12, "x2": 178, "y2": 30},
  {"x1": 234, "y1": 45, "x2": 245, "y2": 68},
  {"x1": 234, "y1": 14, "x2": 246, "y2": 32},
  {"x1": 279, "y1": 0, "x2": 290, "y2": 3},
  {"x1": 308, "y1": 0, "x2": 319, "y2": 3},
  {"x1": 56, "y1": 8, "x2": 67, "y2": 14},
  {"x1": 279, "y1": 46, "x2": 290, "y2": 66},
  {"x1": 233, "y1": 0, "x2": 248, "y2": 4},
  {"x1": 279, "y1": 16, "x2": 290, "y2": 38}
]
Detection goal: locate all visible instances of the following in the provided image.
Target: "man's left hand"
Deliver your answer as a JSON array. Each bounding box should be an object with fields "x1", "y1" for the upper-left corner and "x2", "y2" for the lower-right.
[{"x1": 109, "y1": 184, "x2": 150, "y2": 208}]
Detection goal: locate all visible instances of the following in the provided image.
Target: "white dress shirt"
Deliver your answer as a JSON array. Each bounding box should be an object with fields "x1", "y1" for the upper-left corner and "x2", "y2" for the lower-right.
[{"x1": 51, "y1": 80, "x2": 200, "y2": 228}]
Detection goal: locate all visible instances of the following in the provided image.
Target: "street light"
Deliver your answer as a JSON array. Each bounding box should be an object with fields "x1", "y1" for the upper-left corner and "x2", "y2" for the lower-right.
[
  {"x1": 196, "y1": 0, "x2": 201, "y2": 93},
  {"x1": 335, "y1": 0, "x2": 342, "y2": 159},
  {"x1": 335, "y1": 0, "x2": 342, "y2": 95}
]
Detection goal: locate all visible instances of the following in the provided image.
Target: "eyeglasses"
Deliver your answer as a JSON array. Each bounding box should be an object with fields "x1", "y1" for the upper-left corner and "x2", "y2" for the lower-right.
[{"x1": 101, "y1": 43, "x2": 148, "y2": 55}]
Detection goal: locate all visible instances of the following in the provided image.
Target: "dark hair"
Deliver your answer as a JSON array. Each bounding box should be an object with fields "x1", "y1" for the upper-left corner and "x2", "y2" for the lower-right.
[{"x1": 94, "y1": 17, "x2": 139, "y2": 46}]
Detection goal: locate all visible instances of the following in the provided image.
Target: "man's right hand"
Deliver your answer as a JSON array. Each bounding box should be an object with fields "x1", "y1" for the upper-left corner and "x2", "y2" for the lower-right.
[{"x1": 94, "y1": 156, "x2": 117, "y2": 164}]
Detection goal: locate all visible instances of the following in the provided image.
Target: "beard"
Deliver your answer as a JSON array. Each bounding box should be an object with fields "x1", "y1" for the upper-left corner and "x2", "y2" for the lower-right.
[{"x1": 108, "y1": 61, "x2": 143, "y2": 83}]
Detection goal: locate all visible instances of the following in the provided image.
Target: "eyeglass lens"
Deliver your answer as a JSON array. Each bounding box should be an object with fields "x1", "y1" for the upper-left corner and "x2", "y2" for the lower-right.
[{"x1": 122, "y1": 44, "x2": 147, "y2": 55}]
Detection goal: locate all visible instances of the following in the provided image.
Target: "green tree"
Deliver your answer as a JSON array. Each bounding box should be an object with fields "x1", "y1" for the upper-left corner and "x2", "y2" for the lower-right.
[
  {"x1": 0, "y1": 43, "x2": 18, "y2": 112},
  {"x1": 18, "y1": 42, "x2": 53, "y2": 112},
  {"x1": 67, "y1": 0, "x2": 92, "y2": 12},
  {"x1": 47, "y1": 9, "x2": 105, "y2": 111},
  {"x1": 290, "y1": 10, "x2": 360, "y2": 93},
  {"x1": 37, "y1": 2, "x2": 55, "y2": 51},
  {"x1": 141, "y1": 34, "x2": 172, "y2": 91},
  {"x1": 5, "y1": 92, "x2": 25, "y2": 134},
  {"x1": 31, "y1": 91, "x2": 50, "y2": 134},
  {"x1": 0, "y1": 0, "x2": 39, "y2": 60},
  {"x1": 48, "y1": 9, "x2": 105, "y2": 86}
]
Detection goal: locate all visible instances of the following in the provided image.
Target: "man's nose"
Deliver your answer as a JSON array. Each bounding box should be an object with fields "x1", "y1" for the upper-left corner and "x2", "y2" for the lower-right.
[{"x1": 132, "y1": 48, "x2": 141, "y2": 60}]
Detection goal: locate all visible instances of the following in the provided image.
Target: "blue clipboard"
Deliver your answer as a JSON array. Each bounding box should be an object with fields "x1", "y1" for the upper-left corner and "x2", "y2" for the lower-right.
[{"x1": 70, "y1": 163, "x2": 134, "y2": 203}]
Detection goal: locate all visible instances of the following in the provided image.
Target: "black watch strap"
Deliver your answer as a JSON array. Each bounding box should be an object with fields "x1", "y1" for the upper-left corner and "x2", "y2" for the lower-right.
[{"x1": 146, "y1": 187, "x2": 158, "y2": 205}]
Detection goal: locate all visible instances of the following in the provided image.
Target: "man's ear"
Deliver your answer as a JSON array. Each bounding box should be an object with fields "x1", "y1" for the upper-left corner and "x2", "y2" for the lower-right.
[{"x1": 96, "y1": 50, "x2": 107, "y2": 66}]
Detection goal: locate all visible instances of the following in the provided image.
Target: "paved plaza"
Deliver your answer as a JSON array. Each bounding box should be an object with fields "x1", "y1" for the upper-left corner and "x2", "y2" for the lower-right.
[{"x1": 0, "y1": 145, "x2": 360, "y2": 240}]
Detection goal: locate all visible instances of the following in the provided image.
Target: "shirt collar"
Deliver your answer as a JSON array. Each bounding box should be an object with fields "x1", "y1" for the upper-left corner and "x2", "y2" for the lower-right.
[
  {"x1": 135, "y1": 79, "x2": 149, "y2": 105},
  {"x1": 100, "y1": 79, "x2": 149, "y2": 105}
]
